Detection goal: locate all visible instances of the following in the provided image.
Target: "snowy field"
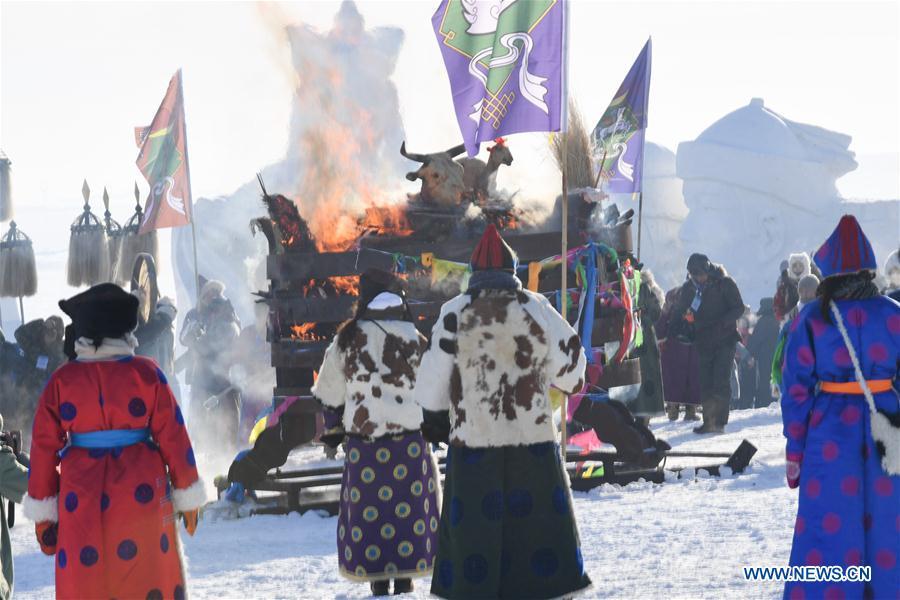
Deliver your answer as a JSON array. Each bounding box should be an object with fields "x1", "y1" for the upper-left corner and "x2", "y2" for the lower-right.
[{"x1": 11, "y1": 405, "x2": 795, "y2": 599}]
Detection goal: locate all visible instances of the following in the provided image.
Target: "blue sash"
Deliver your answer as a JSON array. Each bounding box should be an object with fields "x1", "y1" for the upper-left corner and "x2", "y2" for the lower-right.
[{"x1": 69, "y1": 428, "x2": 151, "y2": 449}]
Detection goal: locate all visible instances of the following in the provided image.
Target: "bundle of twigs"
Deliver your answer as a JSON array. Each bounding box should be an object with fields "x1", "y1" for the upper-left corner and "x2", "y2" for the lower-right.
[{"x1": 552, "y1": 101, "x2": 595, "y2": 190}]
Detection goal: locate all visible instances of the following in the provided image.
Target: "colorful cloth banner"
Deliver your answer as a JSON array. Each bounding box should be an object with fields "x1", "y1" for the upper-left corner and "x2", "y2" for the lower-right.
[
  {"x1": 135, "y1": 69, "x2": 193, "y2": 233},
  {"x1": 432, "y1": 0, "x2": 567, "y2": 157},
  {"x1": 591, "y1": 38, "x2": 652, "y2": 194}
]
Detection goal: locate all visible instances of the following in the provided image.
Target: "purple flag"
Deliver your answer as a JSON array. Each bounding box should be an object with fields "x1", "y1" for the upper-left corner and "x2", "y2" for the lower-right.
[
  {"x1": 592, "y1": 38, "x2": 652, "y2": 194},
  {"x1": 433, "y1": 0, "x2": 567, "y2": 157}
]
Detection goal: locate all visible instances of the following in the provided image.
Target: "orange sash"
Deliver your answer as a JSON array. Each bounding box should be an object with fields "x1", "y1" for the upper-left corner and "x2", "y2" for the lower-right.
[{"x1": 820, "y1": 379, "x2": 893, "y2": 395}]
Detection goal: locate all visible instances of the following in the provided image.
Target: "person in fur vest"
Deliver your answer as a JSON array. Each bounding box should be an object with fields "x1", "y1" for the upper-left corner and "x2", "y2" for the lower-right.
[
  {"x1": 24, "y1": 284, "x2": 205, "y2": 600},
  {"x1": 774, "y1": 252, "x2": 812, "y2": 323},
  {"x1": 781, "y1": 216, "x2": 899, "y2": 600},
  {"x1": 312, "y1": 269, "x2": 440, "y2": 597},
  {"x1": 416, "y1": 225, "x2": 591, "y2": 600}
]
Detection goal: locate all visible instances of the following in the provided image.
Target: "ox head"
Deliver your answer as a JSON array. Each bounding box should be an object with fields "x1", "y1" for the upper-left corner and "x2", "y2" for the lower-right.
[{"x1": 400, "y1": 141, "x2": 467, "y2": 206}]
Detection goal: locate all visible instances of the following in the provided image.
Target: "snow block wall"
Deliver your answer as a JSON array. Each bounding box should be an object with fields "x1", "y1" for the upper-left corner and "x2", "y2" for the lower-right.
[{"x1": 676, "y1": 98, "x2": 898, "y2": 307}]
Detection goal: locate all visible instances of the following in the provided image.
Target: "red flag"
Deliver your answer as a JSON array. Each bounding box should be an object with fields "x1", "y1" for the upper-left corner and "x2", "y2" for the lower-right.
[{"x1": 135, "y1": 69, "x2": 193, "y2": 233}]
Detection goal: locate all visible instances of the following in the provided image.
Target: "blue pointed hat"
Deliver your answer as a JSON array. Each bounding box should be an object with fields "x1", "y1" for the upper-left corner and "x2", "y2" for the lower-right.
[{"x1": 813, "y1": 215, "x2": 877, "y2": 279}]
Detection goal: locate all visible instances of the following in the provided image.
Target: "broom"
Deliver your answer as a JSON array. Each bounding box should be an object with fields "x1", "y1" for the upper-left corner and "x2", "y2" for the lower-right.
[
  {"x1": 67, "y1": 179, "x2": 110, "y2": 287},
  {"x1": 116, "y1": 181, "x2": 158, "y2": 284},
  {"x1": 0, "y1": 150, "x2": 12, "y2": 222},
  {"x1": 102, "y1": 187, "x2": 125, "y2": 285},
  {"x1": 0, "y1": 221, "x2": 37, "y2": 324}
]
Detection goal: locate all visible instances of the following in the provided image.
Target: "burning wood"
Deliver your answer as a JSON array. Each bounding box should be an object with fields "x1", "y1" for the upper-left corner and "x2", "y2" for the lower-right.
[{"x1": 290, "y1": 322, "x2": 323, "y2": 341}]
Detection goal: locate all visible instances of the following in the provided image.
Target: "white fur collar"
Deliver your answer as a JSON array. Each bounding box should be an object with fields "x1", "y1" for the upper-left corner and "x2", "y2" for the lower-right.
[{"x1": 75, "y1": 333, "x2": 138, "y2": 361}]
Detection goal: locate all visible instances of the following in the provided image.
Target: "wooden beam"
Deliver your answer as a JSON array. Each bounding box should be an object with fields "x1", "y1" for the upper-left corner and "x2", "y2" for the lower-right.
[
  {"x1": 361, "y1": 229, "x2": 586, "y2": 264},
  {"x1": 267, "y1": 249, "x2": 394, "y2": 281},
  {"x1": 271, "y1": 341, "x2": 330, "y2": 369}
]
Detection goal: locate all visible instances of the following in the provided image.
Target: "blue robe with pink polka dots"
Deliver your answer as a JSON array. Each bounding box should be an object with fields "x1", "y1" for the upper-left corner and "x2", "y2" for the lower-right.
[
  {"x1": 781, "y1": 296, "x2": 900, "y2": 599},
  {"x1": 26, "y1": 356, "x2": 201, "y2": 600}
]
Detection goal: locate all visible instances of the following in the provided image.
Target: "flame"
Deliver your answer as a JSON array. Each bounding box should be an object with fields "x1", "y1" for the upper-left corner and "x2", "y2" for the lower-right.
[
  {"x1": 329, "y1": 275, "x2": 359, "y2": 296},
  {"x1": 290, "y1": 322, "x2": 324, "y2": 341},
  {"x1": 300, "y1": 275, "x2": 359, "y2": 297}
]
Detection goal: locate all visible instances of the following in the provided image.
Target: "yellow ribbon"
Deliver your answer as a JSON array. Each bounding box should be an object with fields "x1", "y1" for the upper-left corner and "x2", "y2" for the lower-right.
[{"x1": 528, "y1": 261, "x2": 542, "y2": 292}]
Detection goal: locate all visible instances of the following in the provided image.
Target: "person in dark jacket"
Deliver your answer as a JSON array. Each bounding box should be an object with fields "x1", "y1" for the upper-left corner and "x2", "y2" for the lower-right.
[
  {"x1": 672, "y1": 253, "x2": 745, "y2": 433},
  {"x1": 746, "y1": 297, "x2": 779, "y2": 408}
]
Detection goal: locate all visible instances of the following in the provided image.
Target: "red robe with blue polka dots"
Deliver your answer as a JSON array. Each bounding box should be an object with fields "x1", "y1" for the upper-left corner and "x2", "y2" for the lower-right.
[
  {"x1": 781, "y1": 296, "x2": 899, "y2": 599},
  {"x1": 26, "y1": 356, "x2": 201, "y2": 600}
]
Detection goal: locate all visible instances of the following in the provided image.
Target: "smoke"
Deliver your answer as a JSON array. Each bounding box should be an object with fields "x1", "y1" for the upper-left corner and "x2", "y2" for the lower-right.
[{"x1": 173, "y1": 0, "x2": 407, "y2": 322}]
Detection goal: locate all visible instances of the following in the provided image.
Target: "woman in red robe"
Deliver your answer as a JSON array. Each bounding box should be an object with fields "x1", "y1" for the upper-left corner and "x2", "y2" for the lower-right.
[{"x1": 24, "y1": 284, "x2": 206, "y2": 600}]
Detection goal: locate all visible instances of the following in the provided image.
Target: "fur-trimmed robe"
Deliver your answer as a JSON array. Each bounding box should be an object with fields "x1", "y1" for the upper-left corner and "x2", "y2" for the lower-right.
[
  {"x1": 780, "y1": 295, "x2": 899, "y2": 599},
  {"x1": 416, "y1": 288, "x2": 586, "y2": 447},
  {"x1": 24, "y1": 338, "x2": 204, "y2": 600},
  {"x1": 312, "y1": 320, "x2": 427, "y2": 438}
]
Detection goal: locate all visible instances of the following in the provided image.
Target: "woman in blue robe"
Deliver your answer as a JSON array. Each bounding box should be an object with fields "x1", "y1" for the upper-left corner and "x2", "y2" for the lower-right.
[{"x1": 781, "y1": 215, "x2": 899, "y2": 599}]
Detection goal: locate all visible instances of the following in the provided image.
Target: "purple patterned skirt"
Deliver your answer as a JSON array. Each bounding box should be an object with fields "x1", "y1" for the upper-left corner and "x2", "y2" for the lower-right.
[{"x1": 337, "y1": 432, "x2": 440, "y2": 581}]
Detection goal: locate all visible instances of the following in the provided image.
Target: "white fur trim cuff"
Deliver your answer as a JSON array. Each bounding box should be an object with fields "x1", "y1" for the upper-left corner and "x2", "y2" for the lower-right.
[
  {"x1": 172, "y1": 479, "x2": 207, "y2": 512},
  {"x1": 23, "y1": 494, "x2": 58, "y2": 523}
]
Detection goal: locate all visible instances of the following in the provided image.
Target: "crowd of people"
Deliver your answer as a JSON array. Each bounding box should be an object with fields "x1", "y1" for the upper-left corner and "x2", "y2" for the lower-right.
[{"x1": 0, "y1": 216, "x2": 895, "y2": 599}]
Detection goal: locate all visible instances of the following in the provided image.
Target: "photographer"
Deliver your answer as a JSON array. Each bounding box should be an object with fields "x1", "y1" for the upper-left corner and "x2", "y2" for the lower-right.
[{"x1": 0, "y1": 416, "x2": 29, "y2": 600}]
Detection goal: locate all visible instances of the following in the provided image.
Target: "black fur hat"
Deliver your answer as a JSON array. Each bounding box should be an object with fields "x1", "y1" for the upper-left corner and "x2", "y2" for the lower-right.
[
  {"x1": 59, "y1": 283, "x2": 139, "y2": 342},
  {"x1": 359, "y1": 268, "x2": 406, "y2": 308}
]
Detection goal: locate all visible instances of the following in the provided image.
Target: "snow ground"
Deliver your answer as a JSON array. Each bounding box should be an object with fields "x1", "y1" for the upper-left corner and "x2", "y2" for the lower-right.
[{"x1": 11, "y1": 405, "x2": 795, "y2": 599}]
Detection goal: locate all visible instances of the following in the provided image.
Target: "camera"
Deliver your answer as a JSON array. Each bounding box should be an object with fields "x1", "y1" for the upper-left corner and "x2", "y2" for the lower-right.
[{"x1": 0, "y1": 430, "x2": 21, "y2": 456}]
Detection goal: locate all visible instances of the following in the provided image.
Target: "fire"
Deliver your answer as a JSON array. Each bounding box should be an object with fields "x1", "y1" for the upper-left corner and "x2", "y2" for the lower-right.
[
  {"x1": 359, "y1": 205, "x2": 413, "y2": 238},
  {"x1": 329, "y1": 275, "x2": 359, "y2": 296},
  {"x1": 300, "y1": 275, "x2": 359, "y2": 297},
  {"x1": 290, "y1": 322, "x2": 324, "y2": 341}
]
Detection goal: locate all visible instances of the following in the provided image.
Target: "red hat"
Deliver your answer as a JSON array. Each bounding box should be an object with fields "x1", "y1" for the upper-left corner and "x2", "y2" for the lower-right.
[{"x1": 470, "y1": 224, "x2": 517, "y2": 272}]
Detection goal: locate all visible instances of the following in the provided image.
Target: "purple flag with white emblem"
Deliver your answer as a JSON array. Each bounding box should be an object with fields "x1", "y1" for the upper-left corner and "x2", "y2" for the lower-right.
[
  {"x1": 591, "y1": 38, "x2": 652, "y2": 194},
  {"x1": 432, "y1": 0, "x2": 567, "y2": 157}
]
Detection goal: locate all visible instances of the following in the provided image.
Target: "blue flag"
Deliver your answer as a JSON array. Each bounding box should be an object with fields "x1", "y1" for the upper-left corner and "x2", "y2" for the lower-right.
[{"x1": 591, "y1": 38, "x2": 652, "y2": 194}]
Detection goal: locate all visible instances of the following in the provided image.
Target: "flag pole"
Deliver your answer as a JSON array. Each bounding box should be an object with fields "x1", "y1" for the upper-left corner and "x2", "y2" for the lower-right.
[
  {"x1": 178, "y1": 70, "x2": 202, "y2": 302},
  {"x1": 560, "y1": 130, "x2": 569, "y2": 461}
]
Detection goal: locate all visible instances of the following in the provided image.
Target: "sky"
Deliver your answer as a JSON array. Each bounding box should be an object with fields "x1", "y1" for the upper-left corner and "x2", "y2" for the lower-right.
[{"x1": 1, "y1": 0, "x2": 899, "y2": 323}]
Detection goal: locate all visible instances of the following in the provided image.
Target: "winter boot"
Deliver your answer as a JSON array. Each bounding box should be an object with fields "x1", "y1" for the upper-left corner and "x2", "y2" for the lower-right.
[
  {"x1": 370, "y1": 580, "x2": 390, "y2": 596},
  {"x1": 666, "y1": 404, "x2": 679, "y2": 421},
  {"x1": 393, "y1": 579, "x2": 414, "y2": 594},
  {"x1": 683, "y1": 406, "x2": 700, "y2": 421}
]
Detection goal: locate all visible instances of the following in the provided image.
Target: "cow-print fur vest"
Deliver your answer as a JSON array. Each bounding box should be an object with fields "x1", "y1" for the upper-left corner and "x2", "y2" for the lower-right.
[
  {"x1": 312, "y1": 320, "x2": 427, "y2": 439},
  {"x1": 415, "y1": 288, "x2": 586, "y2": 447}
]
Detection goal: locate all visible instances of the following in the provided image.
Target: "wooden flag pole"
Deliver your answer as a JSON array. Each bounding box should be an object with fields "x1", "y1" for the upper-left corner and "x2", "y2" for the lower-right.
[
  {"x1": 178, "y1": 70, "x2": 202, "y2": 302},
  {"x1": 560, "y1": 130, "x2": 569, "y2": 459}
]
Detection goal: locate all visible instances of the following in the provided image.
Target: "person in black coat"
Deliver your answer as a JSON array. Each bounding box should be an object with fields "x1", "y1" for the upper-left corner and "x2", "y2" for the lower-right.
[
  {"x1": 671, "y1": 253, "x2": 745, "y2": 433},
  {"x1": 746, "y1": 297, "x2": 780, "y2": 408}
]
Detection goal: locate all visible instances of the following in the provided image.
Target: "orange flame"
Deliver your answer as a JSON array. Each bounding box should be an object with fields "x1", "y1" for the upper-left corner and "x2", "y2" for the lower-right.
[{"x1": 290, "y1": 322, "x2": 323, "y2": 341}]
